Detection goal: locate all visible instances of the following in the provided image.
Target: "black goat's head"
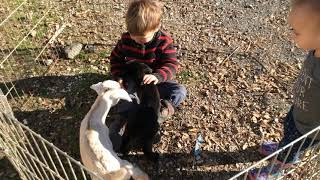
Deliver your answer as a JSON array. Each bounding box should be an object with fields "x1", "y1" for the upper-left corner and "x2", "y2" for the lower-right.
[{"x1": 125, "y1": 61, "x2": 153, "y2": 85}]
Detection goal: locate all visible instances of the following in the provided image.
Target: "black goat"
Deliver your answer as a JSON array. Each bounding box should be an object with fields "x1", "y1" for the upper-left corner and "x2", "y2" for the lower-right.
[{"x1": 120, "y1": 61, "x2": 160, "y2": 162}]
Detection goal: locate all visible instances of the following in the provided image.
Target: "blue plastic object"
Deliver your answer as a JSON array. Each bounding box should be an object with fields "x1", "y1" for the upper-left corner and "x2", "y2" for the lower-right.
[{"x1": 193, "y1": 133, "x2": 204, "y2": 160}]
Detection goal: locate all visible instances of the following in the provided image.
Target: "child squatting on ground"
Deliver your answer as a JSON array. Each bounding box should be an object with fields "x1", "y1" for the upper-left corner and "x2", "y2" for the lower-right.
[
  {"x1": 250, "y1": 0, "x2": 320, "y2": 179},
  {"x1": 108, "y1": 0, "x2": 187, "y2": 149}
]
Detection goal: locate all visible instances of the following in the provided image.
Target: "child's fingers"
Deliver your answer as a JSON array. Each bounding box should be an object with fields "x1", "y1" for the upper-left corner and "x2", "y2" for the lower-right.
[
  {"x1": 144, "y1": 76, "x2": 152, "y2": 84},
  {"x1": 143, "y1": 75, "x2": 158, "y2": 84},
  {"x1": 143, "y1": 75, "x2": 149, "y2": 84},
  {"x1": 150, "y1": 76, "x2": 158, "y2": 84},
  {"x1": 147, "y1": 78, "x2": 154, "y2": 84}
]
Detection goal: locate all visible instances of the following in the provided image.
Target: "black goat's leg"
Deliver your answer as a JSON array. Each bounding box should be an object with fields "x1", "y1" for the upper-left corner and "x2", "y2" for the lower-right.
[
  {"x1": 143, "y1": 138, "x2": 159, "y2": 162},
  {"x1": 109, "y1": 116, "x2": 127, "y2": 152},
  {"x1": 120, "y1": 132, "x2": 131, "y2": 156}
]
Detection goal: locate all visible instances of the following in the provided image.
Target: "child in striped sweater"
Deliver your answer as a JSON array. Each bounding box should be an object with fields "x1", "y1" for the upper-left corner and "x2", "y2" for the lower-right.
[{"x1": 108, "y1": 0, "x2": 187, "y2": 149}]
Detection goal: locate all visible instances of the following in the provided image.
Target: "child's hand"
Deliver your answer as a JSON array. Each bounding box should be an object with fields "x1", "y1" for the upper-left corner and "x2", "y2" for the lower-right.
[{"x1": 143, "y1": 74, "x2": 158, "y2": 84}]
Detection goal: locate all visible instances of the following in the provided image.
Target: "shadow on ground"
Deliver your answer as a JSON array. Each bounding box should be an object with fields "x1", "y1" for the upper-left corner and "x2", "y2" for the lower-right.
[
  {"x1": 1, "y1": 73, "x2": 107, "y2": 155},
  {"x1": 124, "y1": 146, "x2": 261, "y2": 179},
  {"x1": 0, "y1": 74, "x2": 261, "y2": 179}
]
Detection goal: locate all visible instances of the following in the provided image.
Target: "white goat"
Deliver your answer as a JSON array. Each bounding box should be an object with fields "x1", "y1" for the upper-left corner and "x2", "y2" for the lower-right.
[{"x1": 80, "y1": 80, "x2": 149, "y2": 180}]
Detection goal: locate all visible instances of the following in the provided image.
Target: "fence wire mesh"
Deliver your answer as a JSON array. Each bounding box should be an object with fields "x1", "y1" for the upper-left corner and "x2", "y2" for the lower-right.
[
  {"x1": 0, "y1": 0, "x2": 104, "y2": 179},
  {"x1": 0, "y1": 0, "x2": 320, "y2": 179},
  {"x1": 230, "y1": 126, "x2": 320, "y2": 179},
  {"x1": 0, "y1": 112, "x2": 102, "y2": 180}
]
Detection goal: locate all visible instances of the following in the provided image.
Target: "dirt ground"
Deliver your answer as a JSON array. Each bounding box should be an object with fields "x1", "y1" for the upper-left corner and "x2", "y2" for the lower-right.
[{"x1": 0, "y1": 0, "x2": 311, "y2": 179}]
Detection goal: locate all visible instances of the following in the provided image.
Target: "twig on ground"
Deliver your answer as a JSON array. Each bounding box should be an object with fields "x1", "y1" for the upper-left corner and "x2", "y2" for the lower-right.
[{"x1": 218, "y1": 46, "x2": 240, "y2": 66}]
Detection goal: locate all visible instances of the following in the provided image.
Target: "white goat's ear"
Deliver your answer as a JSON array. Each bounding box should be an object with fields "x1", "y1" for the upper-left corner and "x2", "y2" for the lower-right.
[
  {"x1": 112, "y1": 89, "x2": 132, "y2": 102},
  {"x1": 101, "y1": 80, "x2": 121, "y2": 90},
  {"x1": 90, "y1": 82, "x2": 104, "y2": 95}
]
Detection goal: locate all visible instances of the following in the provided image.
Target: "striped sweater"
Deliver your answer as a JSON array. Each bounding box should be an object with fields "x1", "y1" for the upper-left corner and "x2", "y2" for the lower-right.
[{"x1": 109, "y1": 30, "x2": 178, "y2": 83}]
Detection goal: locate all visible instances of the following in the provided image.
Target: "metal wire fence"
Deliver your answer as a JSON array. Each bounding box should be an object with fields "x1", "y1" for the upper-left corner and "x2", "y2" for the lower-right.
[
  {"x1": 0, "y1": 92, "x2": 103, "y2": 179},
  {"x1": 0, "y1": 0, "x2": 104, "y2": 179},
  {"x1": 1, "y1": 0, "x2": 320, "y2": 179},
  {"x1": 231, "y1": 126, "x2": 320, "y2": 180},
  {"x1": 0, "y1": 0, "x2": 66, "y2": 108}
]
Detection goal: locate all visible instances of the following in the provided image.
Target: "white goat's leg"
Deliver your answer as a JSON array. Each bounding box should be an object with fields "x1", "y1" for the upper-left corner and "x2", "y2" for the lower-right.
[
  {"x1": 103, "y1": 168, "x2": 131, "y2": 180},
  {"x1": 121, "y1": 160, "x2": 150, "y2": 180}
]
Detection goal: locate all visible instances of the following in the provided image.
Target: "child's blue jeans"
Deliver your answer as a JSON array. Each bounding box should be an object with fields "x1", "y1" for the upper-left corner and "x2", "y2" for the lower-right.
[{"x1": 277, "y1": 107, "x2": 319, "y2": 163}]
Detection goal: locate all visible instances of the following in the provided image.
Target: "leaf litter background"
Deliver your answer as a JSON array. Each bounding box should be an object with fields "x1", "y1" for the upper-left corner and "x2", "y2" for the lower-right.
[{"x1": 0, "y1": 0, "x2": 311, "y2": 179}]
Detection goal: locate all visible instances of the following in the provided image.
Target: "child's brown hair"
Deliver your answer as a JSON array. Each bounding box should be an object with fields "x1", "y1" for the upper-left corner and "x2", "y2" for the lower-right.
[{"x1": 126, "y1": 0, "x2": 163, "y2": 36}]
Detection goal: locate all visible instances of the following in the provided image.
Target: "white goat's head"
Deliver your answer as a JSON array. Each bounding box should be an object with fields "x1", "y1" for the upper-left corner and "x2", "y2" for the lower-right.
[{"x1": 90, "y1": 80, "x2": 132, "y2": 106}]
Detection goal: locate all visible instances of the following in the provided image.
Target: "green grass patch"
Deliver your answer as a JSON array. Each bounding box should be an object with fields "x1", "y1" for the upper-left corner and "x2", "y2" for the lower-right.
[
  {"x1": 77, "y1": 51, "x2": 88, "y2": 61},
  {"x1": 14, "y1": 0, "x2": 25, "y2": 4},
  {"x1": 19, "y1": 38, "x2": 38, "y2": 50},
  {"x1": 178, "y1": 70, "x2": 193, "y2": 82},
  {"x1": 33, "y1": 23, "x2": 48, "y2": 39},
  {"x1": 99, "y1": 51, "x2": 109, "y2": 59}
]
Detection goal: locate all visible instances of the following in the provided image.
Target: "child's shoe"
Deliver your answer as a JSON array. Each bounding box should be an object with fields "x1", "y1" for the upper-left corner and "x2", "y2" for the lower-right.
[
  {"x1": 248, "y1": 162, "x2": 293, "y2": 180},
  {"x1": 259, "y1": 142, "x2": 301, "y2": 164},
  {"x1": 259, "y1": 142, "x2": 278, "y2": 157},
  {"x1": 159, "y1": 99, "x2": 175, "y2": 123}
]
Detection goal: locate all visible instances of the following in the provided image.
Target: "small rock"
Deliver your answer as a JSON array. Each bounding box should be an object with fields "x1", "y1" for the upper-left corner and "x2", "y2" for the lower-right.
[
  {"x1": 182, "y1": 133, "x2": 190, "y2": 141},
  {"x1": 60, "y1": 116, "x2": 73, "y2": 120},
  {"x1": 22, "y1": 119, "x2": 28, "y2": 125},
  {"x1": 90, "y1": 65, "x2": 98, "y2": 71},
  {"x1": 242, "y1": 143, "x2": 248, "y2": 150},
  {"x1": 29, "y1": 30, "x2": 37, "y2": 37},
  {"x1": 41, "y1": 59, "x2": 53, "y2": 66},
  {"x1": 37, "y1": 97, "x2": 42, "y2": 103},
  {"x1": 244, "y1": 4, "x2": 254, "y2": 9},
  {"x1": 84, "y1": 44, "x2": 96, "y2": 53},
  {"x1": 64, "y1": 43, "x2": 83, "y2": 59}
]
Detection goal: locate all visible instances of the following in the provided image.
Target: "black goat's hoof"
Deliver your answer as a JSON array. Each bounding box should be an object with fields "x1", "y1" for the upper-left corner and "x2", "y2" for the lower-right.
[
  {"x1": 153, "y1": 133, "x2": 161, "y2": 144},
  {"x1": 147, "y1": 152, "x2": 159, "y2": 162},
  {"x1": 119, "y1": 147, "x2": 129, "y2": 156}
]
